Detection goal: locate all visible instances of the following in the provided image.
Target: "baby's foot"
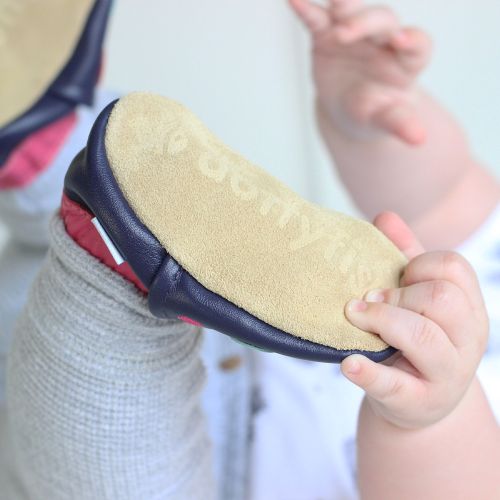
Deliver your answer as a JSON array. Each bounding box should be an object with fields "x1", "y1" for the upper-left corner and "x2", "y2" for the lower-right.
[
  {"x1": 0, "y1": 0, "x2": 112, "y2": 174},
  {"x1": 62, "y1": 93, "x2": 407, "y2": 363}
]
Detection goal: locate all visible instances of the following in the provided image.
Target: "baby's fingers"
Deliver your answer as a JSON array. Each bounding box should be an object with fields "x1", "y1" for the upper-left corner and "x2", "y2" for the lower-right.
[
  {"x1": 341, "y1": 353, "x2": 423, "y2": 407},
  {"x1": 335, "y1": 6, "x2": 400, "y2": 44},
  {"x1": 345, "y1": 300, "x2": 457, "y2": 382},
  {"x1": 366, "y1": 281, "x2": 478, "y2": 351},
  {"x1": 373, "y1": 211, "x2": 425, "y2": 261},
  {"x1": 401, "y1": 251, "x2": 485, "y2": 314},
  {"x1": 390, "y1": 27, "x2": 433, "y2": 73},
  {"x1": 289, "y1": 0, "x2": 331, "y2": 34},
  {"x1": 373, "y1": 100, "x2": 426, "y2": 145},
  {"x1": 329, "y1": 0, "x2": 362, "y2": 20}
]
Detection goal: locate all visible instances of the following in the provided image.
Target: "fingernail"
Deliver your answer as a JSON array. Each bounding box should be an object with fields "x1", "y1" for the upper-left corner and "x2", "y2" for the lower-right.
[
  {"x1": 365, "y1": 289, "x2": 385, "y2": 303},
  {"x1": 347, "y1": 299, "x2": 367, "y2": 313}
]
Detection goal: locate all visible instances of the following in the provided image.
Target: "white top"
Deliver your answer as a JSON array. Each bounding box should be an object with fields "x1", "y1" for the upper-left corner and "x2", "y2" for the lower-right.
[{"x1": 249, "y1": 203, "x2": 500, "y2": 500}]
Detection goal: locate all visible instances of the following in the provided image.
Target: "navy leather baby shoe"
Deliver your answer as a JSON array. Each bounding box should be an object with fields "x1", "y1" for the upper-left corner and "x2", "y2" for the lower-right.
[
  {"x1": 0, "y1": 0, "x2": 113, "y2": 166},
  {"x1": 63, "y1": 93, "x2": 405, "y2": 363}
]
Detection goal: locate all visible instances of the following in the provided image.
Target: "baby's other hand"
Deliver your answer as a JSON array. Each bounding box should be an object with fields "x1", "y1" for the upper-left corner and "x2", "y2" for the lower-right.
[
  {"x1": 341, "y1": 213, "x2": 489, "y2": 430},
  {"x1": 289, "y1": 0, "x2": 432, "y2": 145}
]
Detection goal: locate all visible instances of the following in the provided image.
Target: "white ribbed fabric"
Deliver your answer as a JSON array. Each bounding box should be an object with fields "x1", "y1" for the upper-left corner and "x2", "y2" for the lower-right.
[
  {"x1": 0, "y1": 90, "x2": 118, "y2": 407},
  {"x1": 2, "y1": 216, "x2": 215, "y2": 499},
  {"x1": 0, "y1": 242, "x2": 46, "y2": 405}
]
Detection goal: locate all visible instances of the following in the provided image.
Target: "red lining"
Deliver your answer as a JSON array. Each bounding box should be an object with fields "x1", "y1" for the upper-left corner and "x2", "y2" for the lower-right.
[
  {"x1": 60, "y1": 193, "x2": 148, "y2": 294},
  {"x1": 0, "y1": 113, "x2": 77, "y2": 190}
]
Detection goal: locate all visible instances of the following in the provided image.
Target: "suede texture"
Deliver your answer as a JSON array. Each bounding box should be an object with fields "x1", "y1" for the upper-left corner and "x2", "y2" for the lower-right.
[
  {"x1": 0, "y1": 0, "x2": 93, "y2": 127},
  {"x1": 105, "y1": 92, "x2": 407, "y2": 352}
]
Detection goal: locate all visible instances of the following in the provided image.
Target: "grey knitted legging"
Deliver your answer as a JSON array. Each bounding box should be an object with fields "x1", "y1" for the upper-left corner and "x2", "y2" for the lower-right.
[{"x1": 2, "y1": 216, "x2": 215, "y2": 499}]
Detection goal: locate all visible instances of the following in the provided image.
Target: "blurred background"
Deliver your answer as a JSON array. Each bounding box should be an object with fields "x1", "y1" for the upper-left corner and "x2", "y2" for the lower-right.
[{"x1": 1, "y1": 0, "x2": 499, "y2": 248}]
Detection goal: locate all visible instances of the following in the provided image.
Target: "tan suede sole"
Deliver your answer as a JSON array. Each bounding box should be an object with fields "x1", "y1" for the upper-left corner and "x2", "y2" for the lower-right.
[
  {"x1": 105, "y1": 92, "x2": 407, "y2": 352},
  {"x1": 0, "y1": 0, "x2": 93, "y2": 127}
]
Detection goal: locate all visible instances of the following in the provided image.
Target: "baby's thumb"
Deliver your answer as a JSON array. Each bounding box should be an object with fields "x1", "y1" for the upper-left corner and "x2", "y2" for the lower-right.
[{"x1": 374, "y1": 211, "x2": 425, "y2": 260}]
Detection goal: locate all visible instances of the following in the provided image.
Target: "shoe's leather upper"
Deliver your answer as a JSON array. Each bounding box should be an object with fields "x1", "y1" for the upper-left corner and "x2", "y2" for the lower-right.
[
  {"x1": 65, "y1": 101, "x2": 167, "y2": 290},
  {"x1": 0, "y1": 0, "x2": 113, "y2": 166},
  {"x1": 64, "y1": 100, "x2": 397, "y2": 363}
]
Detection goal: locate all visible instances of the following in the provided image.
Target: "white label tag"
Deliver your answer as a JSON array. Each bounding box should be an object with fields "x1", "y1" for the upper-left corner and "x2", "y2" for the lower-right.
[{"x1": 91, "y1": 217, "x2": 125, "y2": 266}]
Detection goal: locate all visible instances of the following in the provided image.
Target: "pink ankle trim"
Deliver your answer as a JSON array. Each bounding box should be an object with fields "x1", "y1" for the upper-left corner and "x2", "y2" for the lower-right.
[
  {"x1": 0, "y1": 113, "x2": 77, "y2": 190},
  {"x1": 178, "y1": 316, "x2": 203, "y2": 327}
]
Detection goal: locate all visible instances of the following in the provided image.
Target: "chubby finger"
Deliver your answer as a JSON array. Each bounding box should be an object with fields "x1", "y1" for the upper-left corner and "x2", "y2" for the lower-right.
[
  {"x1": 390, "y1": 27, "x2": 433, "y2": 72},
  {"x1": 365, "y1": 281, "x2": 474, "y2": 349},
  {"x1": 373, "y1": 211, "x2": 425, "y2": 260},
  {"x1": 289, "y1": 0, "x2": 331, "y2": 34},
  {"x1": 344, "y1": 84, "x2": 426, "y2": 146},
  {"x1": 335, "y1": 6, "x2": 400, "y2": 44},
  {"x1": 372, "y1": 100, "x2": 427, "y2": 145},
  {"x1": 341, "y1": 353, "x2": 424, "y2": 406},
  {"x1": 345, "y1": 299, "x2": 457, "y2": 381},
  {"x1": 329, "y1": 0, "x2": 363, "y2": 20},
  {"x1": 401, "y1": 251, "x2": 485, "y2": 313}
]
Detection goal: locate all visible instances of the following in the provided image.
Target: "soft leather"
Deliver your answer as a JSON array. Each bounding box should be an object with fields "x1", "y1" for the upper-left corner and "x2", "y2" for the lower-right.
[
  {"x1": 64, "y1": 100, "x2": 396, "y2": 363},
  {"x1": 64, "y1": 101, "x2": 168, "y2": 289},
  {"x1": 0, "y1": 0, "x2": 112, "y2": 166}
]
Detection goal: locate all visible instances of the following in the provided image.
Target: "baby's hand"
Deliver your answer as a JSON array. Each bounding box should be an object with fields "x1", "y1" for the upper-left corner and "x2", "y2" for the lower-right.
[
  {"x1": 342, "y1": 213, "x2": 489, "y2": 430},
  {"x1": 289, "y1": 0, "x2": 432, "y2": 145}
]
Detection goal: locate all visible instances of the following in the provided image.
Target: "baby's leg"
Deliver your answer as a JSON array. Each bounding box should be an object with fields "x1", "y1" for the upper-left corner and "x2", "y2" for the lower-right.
[
  {"x1": 0, "y1": 242, "x2": 46, "y2": 404},
  {"x1": 0, "y1": 122, "x2": 71, "y2": 394},
  {"x1": 0, "y1": 90, "x2": 119, "y2": 409},
  {"x1": 2, "y1": 215, "x2": 214, "y2": 499},
  {"x1": 0, "y1": 0, "x2": 113, "y2": 409}
]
